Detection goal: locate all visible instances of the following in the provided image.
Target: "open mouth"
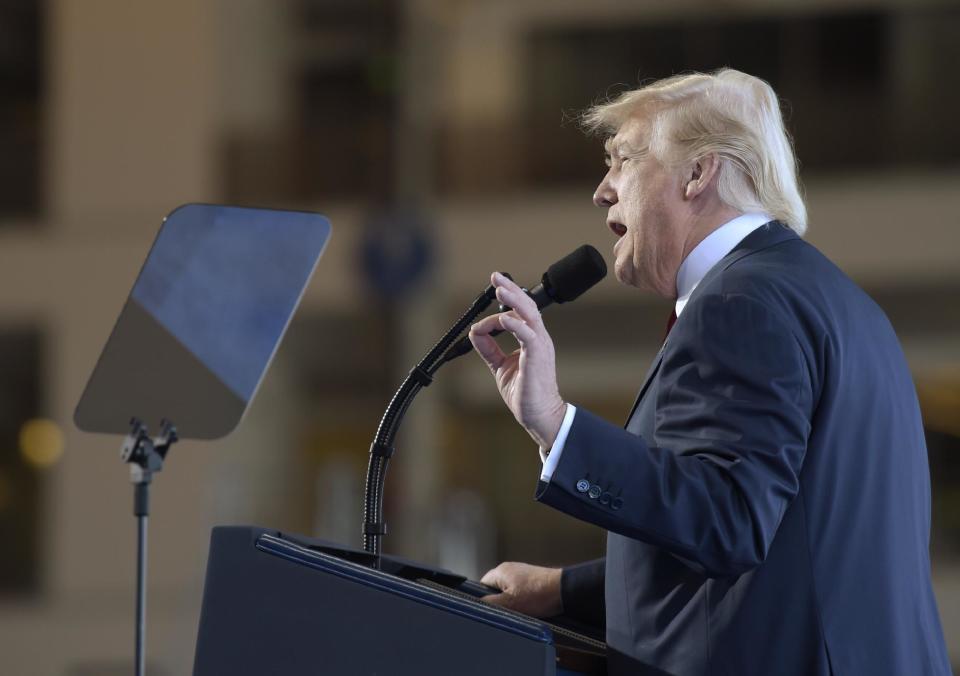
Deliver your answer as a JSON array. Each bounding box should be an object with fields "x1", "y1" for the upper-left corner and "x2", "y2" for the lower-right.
[{"x1": 608, "y1": 221, "x2": 627, "y2": 238}]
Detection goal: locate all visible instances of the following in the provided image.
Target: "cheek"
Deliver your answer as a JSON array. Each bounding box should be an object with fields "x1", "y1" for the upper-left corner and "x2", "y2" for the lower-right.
[{"x1": 628, "y1": 225, "x2": 645, "y2": 260}]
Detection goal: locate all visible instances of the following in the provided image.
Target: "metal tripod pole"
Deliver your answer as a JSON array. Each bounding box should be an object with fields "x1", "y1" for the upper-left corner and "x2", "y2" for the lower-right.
[
  {"x1": 134, "y1": 483, "x2": 150, "y2": 676},
  {"x1": 122, "y1": 419, "x2": 177, "y2": 676}
]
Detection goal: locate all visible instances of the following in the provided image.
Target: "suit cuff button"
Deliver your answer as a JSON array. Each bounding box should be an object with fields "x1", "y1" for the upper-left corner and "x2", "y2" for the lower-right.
[
  {"x1": 576, "y1": 479, "x2": 590, "y2": 493},
  {"x1": 587, "y1": 485, "x2": 602, "y2": 499},
  {"x1": 599, "y1": 492, "x2": 611, "y2": 506},
  {"x1": 611, "y1": 497, "x2": 623, "y2": 510}
]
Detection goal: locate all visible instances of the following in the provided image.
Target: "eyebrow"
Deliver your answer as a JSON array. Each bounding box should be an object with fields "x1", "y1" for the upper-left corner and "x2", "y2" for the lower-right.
[
  {"x1": 603, "y1": 138, "x2": 621, "y2": 157},
  {"x1": 604, "y1": 139, "x2": 649, "y2": 163}
]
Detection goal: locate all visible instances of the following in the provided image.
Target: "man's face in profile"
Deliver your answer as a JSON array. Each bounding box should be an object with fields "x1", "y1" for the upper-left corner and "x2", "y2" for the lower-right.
[{"x1": 593, "y1": 114, "x2": 690, "y2": 299}]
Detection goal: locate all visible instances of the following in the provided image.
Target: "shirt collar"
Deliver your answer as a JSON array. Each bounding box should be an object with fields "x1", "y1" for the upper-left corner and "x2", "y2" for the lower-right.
[{"x1": 675, "y1": 212, "x2": 773, "y2": 316}]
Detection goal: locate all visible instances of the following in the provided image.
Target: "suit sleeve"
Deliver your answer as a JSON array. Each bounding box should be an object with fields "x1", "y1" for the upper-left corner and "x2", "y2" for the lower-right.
[
  {"x1": 560, "y1": 557, "x2": 606, "y2": 629},
  {"x1": 536, "y1": 292, "x2": 814, "y2": 578}
]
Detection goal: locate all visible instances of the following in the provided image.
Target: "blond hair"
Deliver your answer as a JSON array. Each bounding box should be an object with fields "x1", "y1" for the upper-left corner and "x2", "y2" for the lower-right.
[{"x1": 583, "y1": 69, "x2": 807, "y2": 235}]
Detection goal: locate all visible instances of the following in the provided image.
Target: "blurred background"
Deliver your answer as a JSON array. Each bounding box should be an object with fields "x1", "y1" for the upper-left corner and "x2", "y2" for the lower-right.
[{"x1": 0, "y1": 0, "x2": 959, "y2": 673}]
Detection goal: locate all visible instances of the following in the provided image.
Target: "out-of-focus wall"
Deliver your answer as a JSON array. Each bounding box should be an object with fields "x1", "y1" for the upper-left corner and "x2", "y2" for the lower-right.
[{"x1": 0, "y1": 1, "x2": 957, "y2": 674}]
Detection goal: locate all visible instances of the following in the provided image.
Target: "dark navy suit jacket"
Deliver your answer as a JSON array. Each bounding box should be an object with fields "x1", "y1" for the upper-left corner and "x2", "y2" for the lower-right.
[{"x1": 537, "y1": 222, "x2": 950, "y2": 675}]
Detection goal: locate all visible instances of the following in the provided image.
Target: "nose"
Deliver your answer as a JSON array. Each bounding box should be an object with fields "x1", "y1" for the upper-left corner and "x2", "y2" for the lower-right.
[{"x1": 593, "y1": 172, "x2": 617, "y2": 207}]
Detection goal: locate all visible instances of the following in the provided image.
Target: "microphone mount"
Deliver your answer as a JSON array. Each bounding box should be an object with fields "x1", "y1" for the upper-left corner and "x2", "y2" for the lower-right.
[{"x1": 362, "y1": 282, "x2": 499, "y2": 558}]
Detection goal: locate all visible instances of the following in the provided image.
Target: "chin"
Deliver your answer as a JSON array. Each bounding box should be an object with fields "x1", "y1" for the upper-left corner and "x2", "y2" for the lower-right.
[
  {"x1": 613, "y1": 263, "x2": 641, "y2": 289},
  {"x1": 616, "y1": 265, "x2": 661, "y2": 295}
]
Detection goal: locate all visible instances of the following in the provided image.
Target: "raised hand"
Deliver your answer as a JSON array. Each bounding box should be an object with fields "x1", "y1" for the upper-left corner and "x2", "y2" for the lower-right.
[{"x1": 468, "y1": 272, "x2": 566, "y2": 449}]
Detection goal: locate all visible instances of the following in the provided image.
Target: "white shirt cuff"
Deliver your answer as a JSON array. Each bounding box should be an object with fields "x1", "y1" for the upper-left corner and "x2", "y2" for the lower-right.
[{"x1": 539, "y1": 404, "x2": 577, "y2": 482}]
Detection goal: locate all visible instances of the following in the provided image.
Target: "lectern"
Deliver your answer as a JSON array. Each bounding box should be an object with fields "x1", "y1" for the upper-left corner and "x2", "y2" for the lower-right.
[{"x1": 193, "y1": 527, "x2": 606, "y2": 675}]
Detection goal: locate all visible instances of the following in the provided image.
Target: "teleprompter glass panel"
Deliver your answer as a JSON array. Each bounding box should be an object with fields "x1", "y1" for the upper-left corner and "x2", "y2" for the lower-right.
[{"x1": 74, "y1": 204, "x2": 331, "y2": 440}]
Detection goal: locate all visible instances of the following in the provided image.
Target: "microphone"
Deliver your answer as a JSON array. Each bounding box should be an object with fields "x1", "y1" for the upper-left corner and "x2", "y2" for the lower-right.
[
  {"x1": 441, "y1": 245, "x2": 607, "y2": 364},
  {"x1": 521, "y1": 244, "x2": 608, "y2": 310}
]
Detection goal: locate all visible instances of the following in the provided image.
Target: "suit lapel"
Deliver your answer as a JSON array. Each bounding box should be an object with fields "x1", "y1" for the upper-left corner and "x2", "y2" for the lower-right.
[
  {"x1": 624, "y1": 346, "x2": 664, "y2": 425},
  {"x1": 622, "y1": 221, "x2": 798, "y2": 427}
]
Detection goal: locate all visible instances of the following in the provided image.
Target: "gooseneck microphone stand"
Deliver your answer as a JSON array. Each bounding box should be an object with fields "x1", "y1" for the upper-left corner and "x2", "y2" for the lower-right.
[
  {"x1": 362, "y1": 282, "x2": 501, "y2": 559},
  {"x1": 121, "y1": 418, "x2": 179, "y2": 676},
  {"x1": 361, "y1": 246, "x2": 607, "y2": 558}
]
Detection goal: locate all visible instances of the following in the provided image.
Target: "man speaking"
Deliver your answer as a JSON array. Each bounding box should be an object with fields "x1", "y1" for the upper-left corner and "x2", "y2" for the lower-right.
[{"x1": 468, "y1": 69, "x2": 951, "y2": 675}]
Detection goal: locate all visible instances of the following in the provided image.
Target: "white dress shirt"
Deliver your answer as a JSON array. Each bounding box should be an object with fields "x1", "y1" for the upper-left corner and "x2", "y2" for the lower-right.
[{"x1": 539, "y1": 212, "x2": 773, "y2": 481}]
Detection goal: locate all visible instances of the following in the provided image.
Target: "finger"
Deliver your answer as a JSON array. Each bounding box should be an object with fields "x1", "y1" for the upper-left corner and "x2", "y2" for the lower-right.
[
  {"x1": 469, "y1": 314, "x2": 510, "y2": 370},
  {"x1": 492, "y1": 271, "x2": 535, "y2": 308},
  {"x1": 493, "y1": 273, "x2": 543, "y2": 327},
  {"x1": 480, "y1": 566, "x2": 505, "y2": 589},
  {"x1": 496, "y1": 286, "x2": 543, "y2": 328},
  {"x1": 471, "y1": 313, "x2": 505, "y2": 336},
  {"x1": 469, "y1": 328, "x2": 507, "y2": 373},
  {"x1": 498, "y1": 313, "x2": 538, "y2": 345},
  {"x1": 491, "y1": 270, "x2": 533, "y2": 306},
  {"x1": 491, "y1": 270, "x2": 523, "y2": 291}
]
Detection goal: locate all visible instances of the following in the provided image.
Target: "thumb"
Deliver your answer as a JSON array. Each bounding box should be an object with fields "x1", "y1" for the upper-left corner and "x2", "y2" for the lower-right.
[{"x1": 480, "y1": 566, "x2": 505, "y2": 590}]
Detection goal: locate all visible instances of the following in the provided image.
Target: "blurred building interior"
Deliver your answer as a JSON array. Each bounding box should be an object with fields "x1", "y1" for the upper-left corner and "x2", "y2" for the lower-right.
[{"x1": 0, "y1": 0, "x2": 958, "y2": 673}]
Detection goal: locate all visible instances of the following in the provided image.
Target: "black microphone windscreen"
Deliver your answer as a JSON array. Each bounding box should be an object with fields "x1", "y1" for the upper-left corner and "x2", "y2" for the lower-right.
[{"x1": 545, "y1": 245, "x2": 608, "y2": 303}]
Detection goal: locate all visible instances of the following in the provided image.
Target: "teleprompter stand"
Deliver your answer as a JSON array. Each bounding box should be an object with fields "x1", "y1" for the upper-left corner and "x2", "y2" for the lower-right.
[
  {"x1": 121, "y1": 418, "x2": 179, "y2": 676},
  {"x1": 74, "y1": 204, "x2": 333, "y2": 676}
]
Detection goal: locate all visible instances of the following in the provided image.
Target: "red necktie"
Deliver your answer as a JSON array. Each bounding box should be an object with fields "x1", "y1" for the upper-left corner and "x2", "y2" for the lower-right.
[{"x1": 664, "y1": 309, "x2": 677, "y2": 342}]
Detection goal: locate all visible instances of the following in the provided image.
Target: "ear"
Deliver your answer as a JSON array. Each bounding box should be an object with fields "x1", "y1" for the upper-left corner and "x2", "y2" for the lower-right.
[{"x1": 683, "y1": 154, "x2": 721, "y2": 200}]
